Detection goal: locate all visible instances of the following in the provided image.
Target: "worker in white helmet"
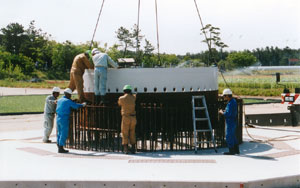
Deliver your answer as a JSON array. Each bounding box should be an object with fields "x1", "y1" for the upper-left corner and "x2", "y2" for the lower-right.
[
  {"x1": 219, "y1": 88, "x2": 240, "y2": 155},
  {"x1": 91, "y1": 48, "x2": 119, "y2": 105},
  {"x1": 118, "y1": 85, "x2": 137, "y2": 154},
  {"x1": 56, "y1": 88, "x2": 86, "y2": 153},
  {"x1": 42, "y1": 87, "x2": 60, "y2": 143}
]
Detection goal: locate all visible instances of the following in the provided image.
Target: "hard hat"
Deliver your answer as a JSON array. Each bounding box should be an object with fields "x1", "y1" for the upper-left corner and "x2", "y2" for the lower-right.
[
  {"x1": 222, "y1": 88, "x2": 232, "y2": 95},
  {"x1": 85, "y1": 50, "x2": 92, "y2": 57},
  {"x1": 52, "y1": 87, "x2": 60, "y2": 93},
  {"x1": 123, "y1": 85, "x2": 132, "y2": 91},
  {"x1": 64, "y1": 88, "x2": 73, "y2": 95},
  {"x1": 91, "y1": 48, "x2": 100, "y2": 55}
]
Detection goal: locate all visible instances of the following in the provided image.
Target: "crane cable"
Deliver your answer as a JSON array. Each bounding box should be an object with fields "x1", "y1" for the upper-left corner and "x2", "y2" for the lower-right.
[
  {"x1": 155, "y1": 0, "x2": 161, "y2": 66},
  {"x1": 193, "y1": 0, "x2": 216, "y2": 67},
  {"x1": 90, "y1": 0, "x2": 106, "y2": 49},
  {"x1": 135, "y1": 0, "x2": 141, "y2": 64}
]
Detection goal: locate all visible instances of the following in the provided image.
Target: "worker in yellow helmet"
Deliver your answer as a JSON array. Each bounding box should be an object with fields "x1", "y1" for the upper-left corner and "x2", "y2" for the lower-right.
[
  {"x1": 68, "y1": 50, "x2": 94, "y2": 102},
  {"x1": 118, "y1": 85, "x2": 137, "y2": 154}
]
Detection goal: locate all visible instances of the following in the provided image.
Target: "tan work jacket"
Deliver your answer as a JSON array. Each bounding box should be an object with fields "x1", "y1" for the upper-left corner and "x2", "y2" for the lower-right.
[
  {"x1": 71, "y1": 53, "x2": 94, "y2": 75},
  {"x1": 118, "y1": 94, "x2": 136, "y2": 116}
]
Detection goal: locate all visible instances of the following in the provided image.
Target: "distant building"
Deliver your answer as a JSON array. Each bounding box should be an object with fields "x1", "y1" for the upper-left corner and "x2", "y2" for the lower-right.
[
  {"x1": 288, "y1": 58, "x2": 300, "y2": 65},
  {"x1": 117, "y1": 58, "x2": 136, "y2": 68}
]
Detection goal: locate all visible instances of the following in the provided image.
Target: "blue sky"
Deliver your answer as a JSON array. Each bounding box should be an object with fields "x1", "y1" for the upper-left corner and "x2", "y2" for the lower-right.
[{"x1": 0, "y1": 0, "x2": 299, "y2": 54}]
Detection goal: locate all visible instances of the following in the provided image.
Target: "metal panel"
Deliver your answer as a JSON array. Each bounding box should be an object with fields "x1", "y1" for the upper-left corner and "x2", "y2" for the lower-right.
[
  {"x1": 83, "y1": 67, "x2": 218, "y2": 93},
  {"x1": 245, "y1": 113, "x2": 292, "y2": 126}
]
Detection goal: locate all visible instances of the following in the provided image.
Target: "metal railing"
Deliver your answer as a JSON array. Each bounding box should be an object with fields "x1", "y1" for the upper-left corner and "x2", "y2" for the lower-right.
[{"x1": 66, "y1": 93, "x2": 243, "y2": 152}]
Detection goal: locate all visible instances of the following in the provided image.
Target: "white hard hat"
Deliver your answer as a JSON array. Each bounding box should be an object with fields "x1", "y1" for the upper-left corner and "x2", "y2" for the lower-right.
[
  {"x1": 52, "y1": 87, "x2": 60, "y2": 93},
  {"x1": 91, "y1": 48, "x2": 100, "y2": 55},
  {"x1": 222, "y1": 88, "x2": 232, "y2": 95},
  {"x1": 64, "y1": 88, "x2": 72, "y2": 95}
]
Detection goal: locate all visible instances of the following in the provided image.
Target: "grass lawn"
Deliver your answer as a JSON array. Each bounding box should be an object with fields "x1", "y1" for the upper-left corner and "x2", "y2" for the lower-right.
[
  {"x1": 0, "y1": 95, "x2": 280, "y2": 114},
  {"x1": 0, "y1": 95, "x2": 47, "y2": 113},
  {"x1": 0, "y1": 95, "x2": 79, "y2": 113}
]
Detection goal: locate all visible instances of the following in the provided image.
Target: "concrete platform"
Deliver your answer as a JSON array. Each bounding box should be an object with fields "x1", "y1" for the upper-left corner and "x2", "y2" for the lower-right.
[{"x1": 0, "y1": 114, "x2": 299, "y2": 188}]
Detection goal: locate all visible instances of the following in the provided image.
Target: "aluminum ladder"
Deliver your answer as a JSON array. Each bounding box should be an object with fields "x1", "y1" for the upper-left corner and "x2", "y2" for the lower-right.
[{"x1": 192, "y1": 95, "x2": 217, "y2": 153}]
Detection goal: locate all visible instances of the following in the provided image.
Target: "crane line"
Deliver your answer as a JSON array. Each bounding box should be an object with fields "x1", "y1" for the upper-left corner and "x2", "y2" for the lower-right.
[
  {"x1": 90, "y1": 0, "x2": 106, "y2": 49},
  {"x1": 155, "y1": 0, "x2": 161, "y2": 66},
  {"x1": 135, "y1": 0, "x2": 141, "y2": 64}
]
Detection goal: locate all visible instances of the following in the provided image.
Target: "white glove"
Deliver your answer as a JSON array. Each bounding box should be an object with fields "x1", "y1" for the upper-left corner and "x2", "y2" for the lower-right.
[{"x1": 82, "y1": 102, "x2": 87, "y2": 107}]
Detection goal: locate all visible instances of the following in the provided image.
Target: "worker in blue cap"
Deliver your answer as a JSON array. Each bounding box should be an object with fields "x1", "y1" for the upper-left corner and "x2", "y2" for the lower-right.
[
  {"x1": 219, "y1": 88, "x2": 240, "y2": 155},
  {"x1": 56, "y1": 88, "x2": 86, "y2": 153}
]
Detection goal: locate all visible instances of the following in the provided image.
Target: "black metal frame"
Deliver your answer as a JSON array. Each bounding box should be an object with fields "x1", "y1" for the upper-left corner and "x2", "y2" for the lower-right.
[{"x1": 66, "y1": 92, "x2": 243, "y2": 152}]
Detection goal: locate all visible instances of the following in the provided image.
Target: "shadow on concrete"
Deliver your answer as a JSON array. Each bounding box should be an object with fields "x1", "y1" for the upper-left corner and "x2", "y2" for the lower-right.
[{"x1": 131, "y1": 141, "x2": 276, "y2": 161}]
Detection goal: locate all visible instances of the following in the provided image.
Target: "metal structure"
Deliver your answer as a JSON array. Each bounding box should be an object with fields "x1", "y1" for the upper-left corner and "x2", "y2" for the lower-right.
[
  {"x1": 66, "y1": 68, "x2": 243, "y2": 152},
  {"x1": 192, "y1": 95, "x2": 217, "y2": 153},
  {"x1": 66, "y1": 94, "x2": 243, "y2": 152}
]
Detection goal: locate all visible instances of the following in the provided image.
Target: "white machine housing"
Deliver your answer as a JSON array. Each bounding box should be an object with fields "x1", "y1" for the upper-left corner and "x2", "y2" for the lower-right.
[{"x1": 83, "y1": 67, "x2": 218, "y2": 93}]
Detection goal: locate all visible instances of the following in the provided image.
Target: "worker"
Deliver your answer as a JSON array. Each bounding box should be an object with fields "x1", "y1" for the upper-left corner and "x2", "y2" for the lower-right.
[
  {"x1": 219, "y1": 88, "x2": 240, "y2": 155},
  {"x1": 56, "y1": 88, "x2": 86, "y2": 153},
  {"x1": 91, "y1": 48, "x2": 119, "y2": 105},
  {"x1": 42, "y1": 87, "x2": 60, "y2": 143},
  {"x1": 118, "y1": 85, "x2": 136, "y2": 154},
  {"x1": 68, "y1": 50, "x2": 94, "y2": 103}
]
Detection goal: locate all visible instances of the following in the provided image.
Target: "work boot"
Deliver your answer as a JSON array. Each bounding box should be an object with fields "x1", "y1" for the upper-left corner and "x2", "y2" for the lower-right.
[
  {"x1": 94, "y1": 95, "x2": 99, "y2": 105},
  {"x1": 123, "y1": 144, "x2": 129, "y2": 154},
  {"x1": 223, "y1": 147, "x2": 235, "y2": 155},
  {"x1": 234, "y1": 144, "x2": 240, "y2": 154},
  {"x1": 130, "y1": 144, "x2": 136, "y2": 154},
  {"x1": 58, "y1": 146, "x2": 69, "y2": 153},
  {"x1": 100, "y1": 95, "x2": 108, "y2": 105},
  {"x1": 43, "y1": 139, "x2": 51, "y2": 143}
]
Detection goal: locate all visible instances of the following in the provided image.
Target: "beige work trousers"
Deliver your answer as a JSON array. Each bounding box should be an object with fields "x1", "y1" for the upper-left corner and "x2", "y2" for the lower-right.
[
  {"x1": 68, "y1": 71, "x2": 85, "y2": 102},
  {"x1": 121, "y1": 116, "x2": 136, "y2": 145}
]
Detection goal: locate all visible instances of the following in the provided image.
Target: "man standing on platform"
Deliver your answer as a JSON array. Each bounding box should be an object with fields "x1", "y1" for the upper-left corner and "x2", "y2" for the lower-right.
[
  {"x1": 118, "y1": 85, "x2": 136, "y2": 154},
  {"x1": 42, "y1": 87, "x2": 60, "y2": 143},
  {"x1": 56, "y1": 88, "x2": 86, "y2": 153},
  {"x1": 91, "y1": 48, "x2": 119, "y2": 105},
  {"x1": 219, "y1": 88, "x2": 240, "y2": 155},
  {"x1": 68, "y1": 50, "x2": 94, "y2": 102}
]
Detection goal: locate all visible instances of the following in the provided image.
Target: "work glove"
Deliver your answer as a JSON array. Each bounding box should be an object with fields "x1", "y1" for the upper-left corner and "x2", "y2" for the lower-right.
[{"x1": 82, "y1": 102, "x2": 87, "y2": 107}]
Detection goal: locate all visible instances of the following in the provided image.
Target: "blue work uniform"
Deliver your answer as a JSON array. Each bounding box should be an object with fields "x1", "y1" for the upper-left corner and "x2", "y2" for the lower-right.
[
  {"x1": 92, "y1": 53, "x2": 118, "y2": 96},
  {"x1": 223, "y1": 98, "x2": 238, "y2": 148},
  {"x1": 56, "y1": 96, "x2": 83, "y2": 146}
]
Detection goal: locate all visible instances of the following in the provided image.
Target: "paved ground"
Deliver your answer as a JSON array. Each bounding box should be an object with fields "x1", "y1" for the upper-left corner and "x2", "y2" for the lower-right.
[{"x1": 0, "y1": 114, "x2": 299, "y2": 188}]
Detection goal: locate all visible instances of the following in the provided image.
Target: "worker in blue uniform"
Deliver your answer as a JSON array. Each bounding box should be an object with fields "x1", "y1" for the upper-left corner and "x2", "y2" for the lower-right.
[
  {"x1": 219, "y1": 88, "x2": 240, "y2": 155},
  {"x1": 56, "y1": 88, "x2": 86, "y2": 153}
]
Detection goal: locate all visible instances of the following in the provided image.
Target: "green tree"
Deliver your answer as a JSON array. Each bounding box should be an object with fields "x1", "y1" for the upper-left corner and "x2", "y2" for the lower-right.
[
  {"x1": 201, "y1": 24, "x2": 228, "y2": 65},
  {"x1": 142, "y1": 39, "x2": 155, "y2": 67},
  {"x1": 116, "y1": 27, "x2": 132, "y2": 57},
  {"x1": 50, "y1": 41, "x2": 81, "y2": 79},
  {"x1": 226, "y1": 51, "x2": 257, "y2": 68},
  {"x1": 0, "y1": 23, "x2": 26, "y2": 54}
]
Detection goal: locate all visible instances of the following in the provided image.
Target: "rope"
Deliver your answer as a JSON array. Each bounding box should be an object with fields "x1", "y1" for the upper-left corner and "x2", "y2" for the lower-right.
[
  {"x1": 90, "y1": 0, "x2": 106, "y2": 49},
  {"x1": 244, "y1": 123, "x2": 300, "y2": 145},
  {"x1": 135, "y1": 0, "x2": 141, "y2": 64},
  {"x1": 193, "y1": 0, "x2": 214, "y2": 66},
  {"x1": 155, "y1": 0, "x2": 161, "y2": 66}
]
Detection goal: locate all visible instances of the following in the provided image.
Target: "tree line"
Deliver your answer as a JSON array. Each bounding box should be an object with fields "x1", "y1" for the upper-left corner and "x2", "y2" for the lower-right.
[{"x1": 0, "y1": 21, "x2": 299, "y2": 81}]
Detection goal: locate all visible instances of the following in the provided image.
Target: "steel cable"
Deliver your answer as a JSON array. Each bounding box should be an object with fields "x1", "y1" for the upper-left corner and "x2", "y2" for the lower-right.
[{"x1": 90, "y1": 0, "x2": 106, "y2": 49}]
